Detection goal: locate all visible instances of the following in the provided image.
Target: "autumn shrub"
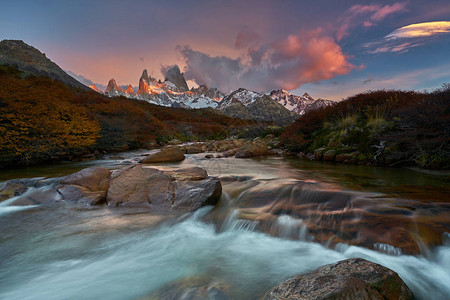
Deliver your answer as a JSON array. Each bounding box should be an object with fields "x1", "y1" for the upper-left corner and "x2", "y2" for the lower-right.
[{"x1": 281, "y1": 88, "x2": 450, "y2": 169}]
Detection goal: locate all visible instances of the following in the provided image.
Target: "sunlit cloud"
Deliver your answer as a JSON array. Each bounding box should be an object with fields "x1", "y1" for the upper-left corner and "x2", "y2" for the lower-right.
[
  {"x1": 366, "y1": 21, "x2": 450, "y2": 54},
  {"x1": 386, "y1": 21, "x2": 450, "y2": 39},
  {"x1": 337, "y1": 2, "x2": 407, "y2": 40},
  {"x1": 178, "y1": 30, "x2": 357, "y2": 93}
]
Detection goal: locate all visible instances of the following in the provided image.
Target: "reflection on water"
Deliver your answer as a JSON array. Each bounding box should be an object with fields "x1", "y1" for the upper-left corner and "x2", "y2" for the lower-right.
[{"x1": 0, "y1": 152, "x2": 449, "y2": 299}]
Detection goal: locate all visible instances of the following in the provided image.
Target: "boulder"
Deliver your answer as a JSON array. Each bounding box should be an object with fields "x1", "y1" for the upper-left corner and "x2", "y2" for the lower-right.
[
  {"x1": 57, "y1": 185, "x2": 106, "y2": 205},
  {"x1": 262, "y1": 258, "x2": 413, "y2": 300},
  {"x1": 140, "y1": 147, "x2": 185, "y2": 163},
  {"x1": 235, "y1": 141, "x2": 269, "y2": 158},
  {"x1": 61, "y1": 167, "x2": 111, "y2": 192},
  {"x1": 323, "y1": 150, "x2": 336, "y2": 161},
  {"x1": 314, "y1": 147, "x2": 326, "y2": 160},
  {"x1": 205, "y1": 154, "x2": 214, "y2": 159},
  {"x1": 167, "y1": 167, "x2": 208, "y2": 181},
  {"x1": 106, "y1": 165, "x2": 174, "y2": 207},
  {"x1": 106, "y1": 165, "x2": 221, "y2": 211},
  {"x1": 182, "y1": 143, "x2": 205, "y2": 154},
  {"x1": 58, "y1": 167, "x2": 111, "y2": 205},
  {"x1": 223, "y1": 148, "x2": 239, "y2": 157}
]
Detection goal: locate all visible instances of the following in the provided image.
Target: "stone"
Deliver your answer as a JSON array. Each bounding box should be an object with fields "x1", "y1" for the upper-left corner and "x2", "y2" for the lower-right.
[
  {"x1": 167, "y1": 167, "x2": 208, "y2": 181},
  {"x1": 235, "y1": 141, "x2": 269, "y2": 158},
  {"x1": 106, "y1": 165, "x2": 221, "y2": 211},
  {"x1": 61, "y1": 167, "x2": 111, "y2": 193},
  {"x1": 58, "y1": 185, "x2": 106, "y2": 205},
  {"x1": 323, "y1": 150, "x2": 336, "y2": 161},
  {"x1": 58, "y1": 167, "x2": 111, "y2": 205},
  {"x1": 223, "y1": 148, "x2": 239, "y2": 157},
  {"x1": 182, "y1": 143, "x2": 205, "y2": 154},
  {"x1": 205, "y1": 154, "x2": 214, "y2": 159},
  {"x1": 106, "y1": 165, "x2": 174, "y2": 207},
  {"x1": 314, "y1": 147, "x2": 326, "y2": 160},
  {"x1": 140, "y1": 147, "x2": 185, "y2": 163},
  {"x1": 262, "y1": 258, "x2": 413, "y2": 300}
]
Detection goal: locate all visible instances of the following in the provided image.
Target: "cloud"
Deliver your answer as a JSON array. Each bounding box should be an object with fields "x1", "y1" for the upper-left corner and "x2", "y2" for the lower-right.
[
  {"x1": 337, "y1": 2, "x2": 407, "y2": 40},
  {"x1": 371, "y1": 2, "x2": 407, "y2": 21},
  {"x1": 366, "y1": 21, "x2": 450, "y2": 53},
  {"x1": 178, "y1": 30, "x2": 355, "y2": 93},
  {"x1": 235, "y1": 29, "x2": 260, "y2": 49},
  {"x1": 386, "y1": 21, "x2": 450, "y2": 39}
]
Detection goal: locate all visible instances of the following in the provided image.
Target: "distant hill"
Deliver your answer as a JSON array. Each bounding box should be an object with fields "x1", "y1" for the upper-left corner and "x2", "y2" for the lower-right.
[{"x1": 0, "y1": 39, "x2": 88, "y2": 90}]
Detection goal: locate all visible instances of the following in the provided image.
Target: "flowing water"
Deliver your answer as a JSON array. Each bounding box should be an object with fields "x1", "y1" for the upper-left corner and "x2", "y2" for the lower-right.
[{"x1": 0, "y1": 152, "x2": 449, "y2": 299}]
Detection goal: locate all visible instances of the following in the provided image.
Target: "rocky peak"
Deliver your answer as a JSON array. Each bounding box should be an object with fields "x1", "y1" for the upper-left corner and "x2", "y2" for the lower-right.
[
  {"x1": 190, "y1": 84, "x2": 224, "y2": 99},
  {"x1": 140, "y1": 69, "x2": 149, "y2": 83},
  {"x1": 302, "y1": 92, "x2": 314, "y2": 101},
  {"x1": 163, "y1": 65, "x2": 189, "y2": 92},
  {"x1": 125, "y1": 84, "x2": 135, "y2": 94},
  {"x1": 88, "y1": 84, "x2": 101, "y2": 93},
  {"x1": 105, "y1": 79, "x2": 124, "y2": 94}
]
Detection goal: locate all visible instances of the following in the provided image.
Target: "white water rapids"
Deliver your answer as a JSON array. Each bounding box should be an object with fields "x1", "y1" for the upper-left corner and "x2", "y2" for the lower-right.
[{"x1": 0, "y1": 153, "x2": 449, "y2": 299}]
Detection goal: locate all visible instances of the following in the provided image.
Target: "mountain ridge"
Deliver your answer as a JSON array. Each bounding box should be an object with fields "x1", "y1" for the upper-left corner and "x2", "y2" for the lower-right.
[{"x1": 0, "y1": 39, "x2": 88, "y2": 90}]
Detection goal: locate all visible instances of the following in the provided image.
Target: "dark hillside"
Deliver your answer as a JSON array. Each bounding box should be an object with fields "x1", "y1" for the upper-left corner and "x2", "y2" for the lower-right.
[{"x1": 282, "y1": 88, "x2": 450, "y2": 169}]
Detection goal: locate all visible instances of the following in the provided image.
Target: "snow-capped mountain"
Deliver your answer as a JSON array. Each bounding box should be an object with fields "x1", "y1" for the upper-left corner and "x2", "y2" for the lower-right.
[
  {"x1": 102, "y1": 66, "x2": 221, "y2": 109},
  {"x1": 269, "y1": 89, "x2": 335, "y2": 115},
  {"x1": 99, "y1": 66, "x2": 330, "y2": 124},
  {"x1": 217, "y1": 88, "x2": 297, "y2": 125}
]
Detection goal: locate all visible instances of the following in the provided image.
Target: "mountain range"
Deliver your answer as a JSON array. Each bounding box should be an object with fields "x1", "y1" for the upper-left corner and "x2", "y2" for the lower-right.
[
  {"x1": 0, "y1": 39, "x2": 335, "y2": 125},
  {"x1": 99, "y1": 66, "x2": 334, "y2": 124}
]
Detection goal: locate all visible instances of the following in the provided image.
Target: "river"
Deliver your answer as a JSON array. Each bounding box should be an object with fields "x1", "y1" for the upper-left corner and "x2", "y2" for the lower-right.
[{"x1": 0, "y1": 151, "x2": 449, "y2": 299}]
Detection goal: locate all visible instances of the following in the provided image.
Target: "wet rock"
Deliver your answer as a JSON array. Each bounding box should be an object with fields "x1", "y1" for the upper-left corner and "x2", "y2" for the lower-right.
[
  {"x1": 263, "y1": 258, "x2": 413, "y2": 300},
  {"x1": 223, "y1": 148, "x2": 239, "y2": 157},
  {"x1": 0, "y1": 181, "x2": 28, "y2": 201},
  {"x1": 205, "y1": 154, "x2": 214, "y2": 159},
  {"x1": 323, "y1": 150, "x2": 336, "y2": 161},
  {"x1": 314, "y1": 147, "x2": 326, "y2": 160},
  {"x1": 181, "y1": 143, "x2": 205, "y2": 154},
  {"x1": 106, "y1": 165, "x2": 174, "y2": 207},
  {"x1": 235, "y1": 141, "x2": 269, "y2": 158},
  {"x1": 58, "y1": 167, "x2": 111, "y2": 205},
  {"x1": 140, "y1": 147, "x2": 185, "y2": 163},
  {"x1": 171, "y1": 178, "x2": 222, "y2": 211},
  {"x1": 106, "y1": 165, "x2": 221, "y2": 211},
  {"x1": 61, "y1": 167, "x2": 111, "y2": 192},
  {"x1": 167, "y1": 167, "x2": 208, "y2": 181},
  {"x1": 57, "y1": 185, "x2": 106, "y2": 205},
  {"x1": 149, "y1": 277, "x2": 229, "y2": 300}
]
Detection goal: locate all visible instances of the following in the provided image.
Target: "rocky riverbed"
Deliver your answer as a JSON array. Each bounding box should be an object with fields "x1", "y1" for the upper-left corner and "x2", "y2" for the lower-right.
[{"x1": 0, "y1": 148, "x2": 449, "y2": 299}]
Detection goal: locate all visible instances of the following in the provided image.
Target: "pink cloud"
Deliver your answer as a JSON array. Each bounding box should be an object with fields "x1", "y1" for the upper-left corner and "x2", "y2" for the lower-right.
[
  {"x1": 371, "y1": 2, "x2": 407, "y2": 21},
  {"x1": 337, "y1": 2, "x2": 407, "y2": 40},
  {"x1": 235, "y1": 29, "x2": 260, "y2": 49},
  {"x1": 179, "y1": 30, "x2": 356, "y2": 92},
  {"x1": 348, "y1": 4, "x2": 379, "y2": 15}
]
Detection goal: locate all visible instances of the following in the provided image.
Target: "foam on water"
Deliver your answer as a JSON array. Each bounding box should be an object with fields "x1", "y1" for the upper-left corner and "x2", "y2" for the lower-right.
[{"x1": 0, "y1": 207, "x2": 449, "y2": 300}]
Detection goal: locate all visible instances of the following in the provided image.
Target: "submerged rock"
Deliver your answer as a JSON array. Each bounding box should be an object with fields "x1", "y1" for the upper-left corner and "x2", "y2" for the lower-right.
[
  {"x1": 140, "y1": 147, "x2": 185, "y2": 163},
  {"x1": 263, "y1": 258, "x2": 413, "y2": 300}
]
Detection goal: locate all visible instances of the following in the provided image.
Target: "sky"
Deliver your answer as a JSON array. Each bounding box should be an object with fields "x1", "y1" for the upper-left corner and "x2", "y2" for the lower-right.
[{"x1": 1, "y1": 0, "x2": 449, "y2": 100}]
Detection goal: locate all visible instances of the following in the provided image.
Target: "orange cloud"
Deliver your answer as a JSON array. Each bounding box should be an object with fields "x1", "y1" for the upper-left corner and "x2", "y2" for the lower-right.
[
  {"x1": 179, "y1": 30, "x2": 356, "y2": 92},
  {"x1": 386, "y1": 21, "x2": 450, "y2": 39}
]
